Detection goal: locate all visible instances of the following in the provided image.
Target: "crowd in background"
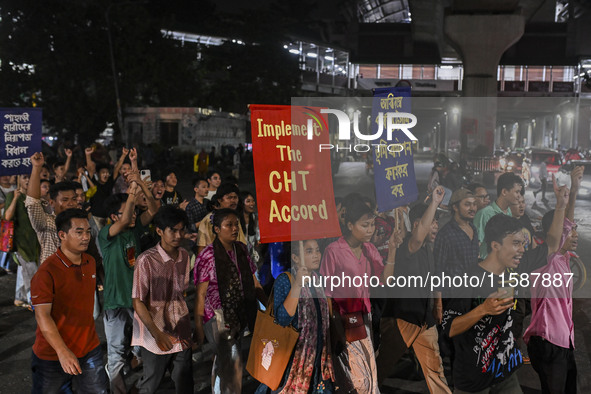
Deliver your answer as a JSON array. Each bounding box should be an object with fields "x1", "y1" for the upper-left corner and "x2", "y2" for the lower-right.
[{"x1": 0, "y1": 143, "x2": 582, "y2": 394}]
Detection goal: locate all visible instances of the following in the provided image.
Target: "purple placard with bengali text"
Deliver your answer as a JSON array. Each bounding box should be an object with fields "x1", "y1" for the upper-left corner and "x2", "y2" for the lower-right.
[{"x1": 0, "y1": 108, "x2": 42, "y2": 175}]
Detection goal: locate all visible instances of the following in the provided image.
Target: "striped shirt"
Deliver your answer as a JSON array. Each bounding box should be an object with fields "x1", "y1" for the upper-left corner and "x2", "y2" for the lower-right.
[
  {"x1": 434, "y1": 218, "x2": 480, "y2": 278},
  {"x1": 186, "y1": 198, "x2": 208, "y2": 232},
  {"x1": 25, "y1": 196, "x2": 59, "y2": 264}
]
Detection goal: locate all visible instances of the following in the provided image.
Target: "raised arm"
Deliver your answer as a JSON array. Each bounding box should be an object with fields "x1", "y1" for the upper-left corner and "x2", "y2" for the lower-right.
[
  {"x1": 127, "y1": 171, "x2": 158, "y2": 226},
  {"x1": 108, "y1": 182, "x2": 138, "y2": 238},
  {"x1": 3, "y1": 190, "x2": 20, "y2": 221},
  {"x1": 546, "y1": 175, "x2": 568, "y2": 255},
  {"x1": 27, "y1": 153, "x2": 44, "y2": 200},
  {"x1": 129, "y1": 147, "x2": 138, "y2": 172},
  {"x1": 566, "y1": 166, "x2": 583, "y2": 222},
  {"x1": 85, "y1": 147, "x2": 96, "y2": 178},
  {"x1": 409, "y1": 186, "x2": 444, "y2": 254},
  {"x1": 63, "y1": 149, "x2": 72, "y2": 178},
  {"x1": 113, "y1": 147, "x2": 129, "y2": 181},
  {"x1": 382, "y1": 227, "x2": 403, "y2": 282}
]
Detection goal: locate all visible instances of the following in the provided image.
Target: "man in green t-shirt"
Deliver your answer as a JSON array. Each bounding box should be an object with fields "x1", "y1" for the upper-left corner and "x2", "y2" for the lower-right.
[
  {"x1": 473, "y1": 172, "x2": 524, "y2": 259},
  {"x1": 99, "y1": 177, "x2": 158, "y2": 394}
]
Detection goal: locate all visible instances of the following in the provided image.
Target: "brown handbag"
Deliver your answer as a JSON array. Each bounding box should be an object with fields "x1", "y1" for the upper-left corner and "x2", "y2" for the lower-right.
[{"x1": 246, "y1": 272, "x2": 300, "y2": 390}]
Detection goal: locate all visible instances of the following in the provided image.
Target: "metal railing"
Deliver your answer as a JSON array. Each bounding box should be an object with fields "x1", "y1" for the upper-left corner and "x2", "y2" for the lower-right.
[{"x1": 467, "y1": 157, "x2": 500, "y2": 174}]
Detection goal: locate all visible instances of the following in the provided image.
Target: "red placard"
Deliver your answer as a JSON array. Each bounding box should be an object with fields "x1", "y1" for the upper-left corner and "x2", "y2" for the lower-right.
[{"x1": 250, "y1": 105, "x2": 341, "y2": 243}]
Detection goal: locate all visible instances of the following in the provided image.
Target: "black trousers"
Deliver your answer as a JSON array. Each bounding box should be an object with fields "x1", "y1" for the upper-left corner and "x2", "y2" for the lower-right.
[
  {"x1": 535, "y1": 178, "x2": 548, "y2": 199},
  {"x1": 527, "y1": 336, "x2": 577, "y2": 394},
  {"x1": 136, "y1": 347, "x2": 193, "y2": 394}
]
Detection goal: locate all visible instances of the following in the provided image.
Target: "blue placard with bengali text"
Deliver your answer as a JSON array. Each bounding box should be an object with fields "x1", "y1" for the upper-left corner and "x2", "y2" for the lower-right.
[
  {"x1": 0, "y1": 108, "x2": 42, "y2": 176},
  {"x1": 371, "y1": 87, "x2": 418, "y2": 212}
]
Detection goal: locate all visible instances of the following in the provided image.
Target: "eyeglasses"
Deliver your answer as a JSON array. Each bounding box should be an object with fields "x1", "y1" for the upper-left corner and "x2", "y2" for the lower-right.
[{"x1": 475, "y1": 194, "x2": 490, "y2": 200}]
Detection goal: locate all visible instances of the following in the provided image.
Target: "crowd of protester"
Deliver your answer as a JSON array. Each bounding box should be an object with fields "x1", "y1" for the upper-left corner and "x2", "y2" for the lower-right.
[{"x1": 0, "y1": 143, "x2": 582, "y2": 394}]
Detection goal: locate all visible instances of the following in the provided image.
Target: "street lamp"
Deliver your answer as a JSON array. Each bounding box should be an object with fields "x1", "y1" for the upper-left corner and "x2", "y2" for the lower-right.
[
  {"x1": 105, "y1": 4, "x2": 123, "y2": 135},
  {"x1": 442, "y1": 111, "x2": 448, "y2": 153}
]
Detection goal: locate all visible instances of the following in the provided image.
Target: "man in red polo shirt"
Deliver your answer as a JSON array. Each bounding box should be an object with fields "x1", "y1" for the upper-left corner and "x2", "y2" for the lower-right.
[{"x1": 30, "y1": 209, "x2": 108, "y2": 393}]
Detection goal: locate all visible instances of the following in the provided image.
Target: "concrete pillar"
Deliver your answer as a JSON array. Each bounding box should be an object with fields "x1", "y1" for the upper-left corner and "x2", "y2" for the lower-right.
[
  {"x1": 440, "y1": 113, "x2": 448, "y2": 152},
  {"x1": 555, "y1": 115, "x2": 562, "y2": 149},
  {"x1": 444, "y1": 13, "x2": 525, "y2": 154},
  {"x1": 527, "y1": 122, "x2": 533, "y2": 147},
  {"x1": 578, "y1": 106, "x2": 591, "y2": 150}
]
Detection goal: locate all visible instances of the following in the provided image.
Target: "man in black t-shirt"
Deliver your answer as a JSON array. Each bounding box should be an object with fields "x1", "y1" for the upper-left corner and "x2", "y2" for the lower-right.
[
  {"x1": 377, "y1": 187, "x2": 451, "y2": 393},
  {"x1": 160, "y1": 171, "x2": 184, "y2": 207},
  {"x1": 442, "y1": 214, "x2": 525, "y2": 393},
  {"x1": 85, "y1": 146, "x2": 127, "y2": 230},
  {"x1": 510, "y1": 188, "x2": 536, "y2": 251},
  {"x1": 509, "y1": 187, "x2": 538, "y2": 362}
]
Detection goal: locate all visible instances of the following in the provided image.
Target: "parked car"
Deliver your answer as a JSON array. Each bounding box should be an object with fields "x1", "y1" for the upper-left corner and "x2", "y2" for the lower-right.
[{"x1": 564, "y1": 148, "x2": 583, "y2": 163}]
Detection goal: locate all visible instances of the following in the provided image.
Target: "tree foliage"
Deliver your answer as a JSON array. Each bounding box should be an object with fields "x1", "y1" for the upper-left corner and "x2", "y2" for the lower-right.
[{"x1": 0, "y1": 0, "x2": 302, "y2": 143}]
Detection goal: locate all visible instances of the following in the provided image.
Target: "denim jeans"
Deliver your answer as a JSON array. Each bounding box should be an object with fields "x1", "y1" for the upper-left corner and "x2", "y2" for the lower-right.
[
  {"x1": 0, "y1": 251, "x2": 10, "y2": 271},
  {"x1": 103, "y1": 307, "x2": 135, "y2": 394},
  {"x1": 31, "y1": 346, "x2": 108, "y2": 394}
]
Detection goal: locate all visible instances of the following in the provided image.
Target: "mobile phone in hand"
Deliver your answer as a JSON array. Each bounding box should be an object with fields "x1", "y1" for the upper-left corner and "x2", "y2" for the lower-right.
[{"x1": 140, "y1": 169, "x2": 151, "y2": 183}]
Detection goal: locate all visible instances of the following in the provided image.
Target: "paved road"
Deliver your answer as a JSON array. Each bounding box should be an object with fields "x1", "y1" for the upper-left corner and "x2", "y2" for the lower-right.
[{"x1": 1, "y1": 159, "x2": 589, "y2": 393}]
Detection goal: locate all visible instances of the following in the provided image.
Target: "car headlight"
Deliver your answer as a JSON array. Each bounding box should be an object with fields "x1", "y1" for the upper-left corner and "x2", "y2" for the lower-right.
[{"x1": 508, "y1": 161, "x2": 515, "y2": 167}]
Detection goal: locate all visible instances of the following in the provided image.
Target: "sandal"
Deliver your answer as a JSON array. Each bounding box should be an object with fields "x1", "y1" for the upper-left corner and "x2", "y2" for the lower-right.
[{"x1": 14, "y1": 300, "x2": 33, "y2": 311}]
